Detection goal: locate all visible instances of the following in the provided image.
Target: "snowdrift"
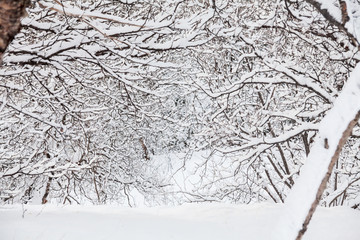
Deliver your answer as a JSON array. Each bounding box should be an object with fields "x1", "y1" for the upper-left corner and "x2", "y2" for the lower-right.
[{"x1": 1, "y1": 203, "x2": 359, "y2": 240}]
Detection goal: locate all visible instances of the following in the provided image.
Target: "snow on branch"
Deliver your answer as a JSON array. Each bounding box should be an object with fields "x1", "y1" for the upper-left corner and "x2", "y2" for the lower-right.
[
  {"x1": 305, "y1": 0, "x2": 360, "y2": 46},
  {"x1": 2, "y1": 100, "x2": 62, "y2": 129},
  {"x1": 38, "y1": 1, "x2": 148, "y2": 28}
]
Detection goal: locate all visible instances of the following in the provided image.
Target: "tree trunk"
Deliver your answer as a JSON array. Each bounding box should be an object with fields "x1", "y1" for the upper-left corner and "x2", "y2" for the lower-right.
[
  {"x1": 0, "y1": 0, "x2": 29, "y2": 64},
  {"x1": 296, "y1": 111, "x2": 360, "y2": 240},
  {"x1": 276, "y1": 63, "x2": 360, "y2": 240}
]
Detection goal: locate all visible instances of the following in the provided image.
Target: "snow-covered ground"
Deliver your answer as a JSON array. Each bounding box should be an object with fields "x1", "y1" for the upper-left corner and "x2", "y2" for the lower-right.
[{"x1": 1, "y1": 203, "x2": 359, "y2": 240}]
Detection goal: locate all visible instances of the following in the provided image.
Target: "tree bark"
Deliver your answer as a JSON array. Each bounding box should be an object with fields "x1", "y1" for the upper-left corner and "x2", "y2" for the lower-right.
[
  {"x1": 304, "y1": 0, "x2": 359, "y2": 47},
  {"x1": 0, "y1": 0, "x2": 29, "y2": 64},
  {"x1": 276, "y1": 63, "x2": 360, "y2": 240},
  {"x1": 296, "y1": 111, "x2": 360, "y2": 240}
]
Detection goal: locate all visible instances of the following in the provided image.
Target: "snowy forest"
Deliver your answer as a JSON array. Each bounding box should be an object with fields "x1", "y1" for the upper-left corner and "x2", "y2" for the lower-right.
[{"x1": 0, "y1": 0, "x2": 360, "y2": 239}]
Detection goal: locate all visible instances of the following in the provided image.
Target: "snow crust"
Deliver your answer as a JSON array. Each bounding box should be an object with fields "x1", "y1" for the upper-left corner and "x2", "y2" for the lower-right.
[{"x1": 0, "y1": 203, "x2": 359, "y2": 240}]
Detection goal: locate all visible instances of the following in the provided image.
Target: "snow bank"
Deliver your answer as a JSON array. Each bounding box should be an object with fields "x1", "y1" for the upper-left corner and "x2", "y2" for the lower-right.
[{"x1": 0, "y1": 203, "x2": 359, "y2": 240}]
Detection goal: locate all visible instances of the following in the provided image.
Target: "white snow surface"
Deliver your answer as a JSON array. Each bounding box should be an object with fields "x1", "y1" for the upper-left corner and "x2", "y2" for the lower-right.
[{"x1": 0, "y1": 203, "x2": 359, "y2": 240}]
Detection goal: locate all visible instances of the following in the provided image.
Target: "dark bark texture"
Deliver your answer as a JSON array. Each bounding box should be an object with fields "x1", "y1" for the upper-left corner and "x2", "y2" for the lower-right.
[
  {"x1": 296, "y1": 111, "x2": 360, "y2": 240},
  {"x1": 0, "y1": 0, "x2": 29, "y2": 64},
  {"x1": 305, "y1": 0, "x2": 359, "y2": 47}
]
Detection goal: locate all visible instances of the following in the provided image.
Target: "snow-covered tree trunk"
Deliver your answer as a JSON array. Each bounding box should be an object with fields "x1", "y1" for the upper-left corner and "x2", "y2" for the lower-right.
[
  {"x1": 278, "y1": 1, "x2": 360, "y2": 239},
  {"x1": 0, "y1": 0, "x2": 29, "y2": 64},
  {"x1": 278, "y1": 63, "x2": 360, "y2": 239}
]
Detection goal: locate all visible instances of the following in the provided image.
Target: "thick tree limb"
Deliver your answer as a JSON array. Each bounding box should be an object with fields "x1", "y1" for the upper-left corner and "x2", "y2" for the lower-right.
[
  {"x1": 304, "y1": 0, "x2": 359, "y2": 46},
  {"x1": 276, "y1": 63, "x2": 360, "y2": 240},
  {"x1": 277, "y1": 1, "x2": 360, "y2": 239},
  {"x1": 296, "y1": 111, "x2": 360, "y2": 240}
]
